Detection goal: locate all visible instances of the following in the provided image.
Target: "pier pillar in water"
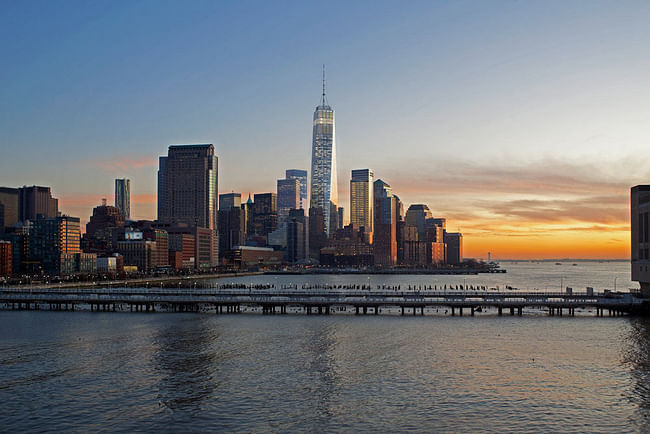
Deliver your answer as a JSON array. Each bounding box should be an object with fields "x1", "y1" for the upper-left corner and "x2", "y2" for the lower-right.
[
  {"x1": 510, "y1": 307, "x2": 514, "y2": 316},
  {"x1": 363, "y1": 306, "x2": 367, "y2": 315},
  {"x1": 471, "y1": 307, "x2": 475, "y2": 316},
  {"x1": 459, "y1": 307, "x2": 463, "y2": 316},
  {"x1": 451, "y1": 307, "x2": 455, "y2": 316},
  {"x1": 518, "y1": 307, "x2": 522, "y2": 316},
  {"x1": 401, "y1": 306, "x2": 405, "y2": 316},
  {"x1": 498, "y1": 307, "x2": 502, "y2": 316}
]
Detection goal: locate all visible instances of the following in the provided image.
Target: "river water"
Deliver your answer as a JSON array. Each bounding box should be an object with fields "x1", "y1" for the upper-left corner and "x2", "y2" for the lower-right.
[{"x1": 2, "y1": 261, "x2": 649, "y2": 432}]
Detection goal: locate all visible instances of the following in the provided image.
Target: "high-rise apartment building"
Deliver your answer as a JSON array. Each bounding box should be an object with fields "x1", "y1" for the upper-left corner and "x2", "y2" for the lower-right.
[
  {"x1": 277, "y1": 178, "x2": 300, "y2": 225},
  {"x1": 350, "y1": 169, "x2": 374, "y2": 239},
  {"x1": 115, "y1": 178, "x2": 131, "y2": 219},
  {"x1": 445, "y1": 232, "x2": 463, "y2": 265},
  {"x1": 219, "y1": 193, "x2": 241, "y2": 210},
  {"x1": 286, "y1": 169, "x2": 308, "y2": 209},
  {"x1": 30, "y1": 215, "x2": 80, "y2": 274},
  {"x1": 309, "y1": 72, "x2": 338, "y2": 236},
  {"x1": 157, "y1": 144, "x2": 218, "y2": 230}
]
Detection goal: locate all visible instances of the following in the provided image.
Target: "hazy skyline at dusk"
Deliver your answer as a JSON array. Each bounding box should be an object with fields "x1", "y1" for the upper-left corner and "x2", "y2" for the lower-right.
[{"x1": 3, "y1": 0, "x2": 650, "y2": 259}]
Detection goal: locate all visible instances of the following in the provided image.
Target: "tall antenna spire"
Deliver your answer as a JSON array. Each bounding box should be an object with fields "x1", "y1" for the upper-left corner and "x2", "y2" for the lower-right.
[{"x1": 321, "y1": 64, "x2": 327, "y2": 105}]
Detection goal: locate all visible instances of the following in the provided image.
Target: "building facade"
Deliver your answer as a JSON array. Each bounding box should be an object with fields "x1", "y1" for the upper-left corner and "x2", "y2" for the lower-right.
[
  {"x1": 277, "y1": 178, "x2": 300, "y2": 225},
  {"x1": 309, "y1": 79, "x2": 338, "y2": 236},
  {"x1": 18, "y1": 186, "x2": 58, "y2": 222},
  {"x1": 219, "y1": 193, "x2": 241, "y2": 210},
  {"x1": 373, "y1": 179, "x2": 397, "y2": 266},
  {"x1": 115, "y1": 178, "x2": 130, "y2": 219},
  {"x1": 157, "y1": 144, "x2": 218, "y2": 230},
  {"x1": 632, "y1": 185, "x2": 650, "y2": 297},
  {"x1": 445, "y1": 232, "x2": 463, "y2": 265},
  {"x1": 350, "y1": 169, "x2": 374, "y2": 240},
  {"x1": 286, "y1": 169, "x2": 308, "y2": 209},
  {"x1": 30, "y1": 216, "x2": 80, "y2": 275}
]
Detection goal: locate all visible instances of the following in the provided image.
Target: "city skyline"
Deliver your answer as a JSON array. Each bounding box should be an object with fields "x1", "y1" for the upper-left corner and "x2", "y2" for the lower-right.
[{"x1": 3, "y1": 1, "x2": 650, "y2": 259}]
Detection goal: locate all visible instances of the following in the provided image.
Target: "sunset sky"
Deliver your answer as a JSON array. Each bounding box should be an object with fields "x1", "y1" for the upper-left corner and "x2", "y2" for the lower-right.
[{"x1": 2, "y1": 0, "x2": 650, "y2": 259}]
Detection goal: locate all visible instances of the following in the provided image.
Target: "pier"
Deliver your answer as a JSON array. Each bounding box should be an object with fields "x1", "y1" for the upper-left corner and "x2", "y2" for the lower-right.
[{"x1": 0, "y1": 286, "x2": 643, "y2": 317}]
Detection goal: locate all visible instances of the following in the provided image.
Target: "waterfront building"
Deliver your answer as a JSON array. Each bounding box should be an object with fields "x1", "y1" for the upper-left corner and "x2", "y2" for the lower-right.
[
  {"x1": 286, "y1": 169, "x2": 308, "y2": 209},
  {"x1": 309, "y1": 72, "x2": 338, "y2": 236},
  {"x1": 320, "y1": 224, "x2": 373, "y2": 267},
  {"x1": 218, "y1": 206, "x2": 245, "y2": 262},
  {"x1": 405, "y1": 204, "x2": 433, "y2": 240},
  {"x1": 142, "y1": 229, "x2": 169, "y2": 268},
  {"x1": 445, "y1": 232, "x2": 463, "y2": 265},
  {"x1": 252, "y1": 193, "x2": 277, "y2": 237},
  {"x1": 277, "y1": 178, "x2": 300, "y2": 225},
  {"x1": 30, "y1": 215, "x2": 80, "y2": 275},
  {"x1": 287, "y1": 209, "x2": 309, "y2": 264},
  {"x1": 373, "y1": 179, "x2": 397, "y2": 266},
  {"x1": 308, "y1": 207, "x2": 327, "y2": 261},
  {"x1": 114, "y1": 178, "x2": 130, "y2": 219},
  {"x1": 219, "y1": 193, "x2": 241, "y2": 210},
  {"x1": 117, "y1": 239, "x2": 157, "y2": 273},
  {"x1": 157, "y1": 144, "x2": 218, "y2": 231},
  {"x1": 84, "y1": 199, "x2": 125, "y2": 253},
  {"x1": 350, "y1": 169, "x2": 374, "y2": 241},
  {"x1": 168, "y1": 233, "x2": 195, "y2": 269},
  {"x1": 632, "y1": 185, "x2": 650, "y2": 297},
  {"x1": 225, "y1": 246, "x2": 284, "y2": 269},
  {"x1": 0, "y1": 187, "x2": 19, "y2": 230},
  {"x1": 0, "y1": 240, "x2": 11, "y2": 277}
]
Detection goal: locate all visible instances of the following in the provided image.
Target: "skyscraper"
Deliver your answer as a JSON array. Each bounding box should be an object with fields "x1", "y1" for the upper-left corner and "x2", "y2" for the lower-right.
[
  {"x1": 350, "y1": 169, "x2": 374, "y2": 239},
  {"x1": 286, "y1": 169, "x2": 308, "y2": 209},
  {"x1": 277, "y1": 178, "x2": 300, "y2": 224},
  {"x1": 219, "y1": 192, "x2": 241, "y2": 210},
  {"x1": 157, "y1": 144, "x2": 218, "y2": 230},
  {"x1": 373, "y1": 179, "x2": 397, "y2": 266},
  {"x1": 309, "y1": 68, "x2": 337, "y2": 236},
  {"x1": 115, "y1": 178, "x2": 130, "y2": 219},
  {"x1": 18, "y1": 186, "x2": 58, "y2": 221}
]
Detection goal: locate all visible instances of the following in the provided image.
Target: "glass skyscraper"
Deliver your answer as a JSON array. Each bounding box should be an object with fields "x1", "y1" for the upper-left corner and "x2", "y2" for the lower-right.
[
  {"x1": 114, "y1": 178, "x2": 130, "y2": 219},
  {"x1": 309, "y1": 75, "x2": 337, "y2": 236}
]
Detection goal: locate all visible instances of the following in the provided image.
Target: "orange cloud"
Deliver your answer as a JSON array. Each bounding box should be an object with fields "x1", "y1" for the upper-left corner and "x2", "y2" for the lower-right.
[{"x1": 83, "y1": 155, "x2": 157, "y2": 172}]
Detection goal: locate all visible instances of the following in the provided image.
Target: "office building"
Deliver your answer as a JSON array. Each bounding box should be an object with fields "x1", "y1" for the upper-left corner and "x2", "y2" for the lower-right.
[
  {"x1": 242, "y1": 194, "x2": 254, "y2": 236},
  {"x1": 373, "y1": 179, "x2": 397, "y2": 266},
  {"x1": 252, "y1": 193, "x2": 277, "y2": 237},
  {"x1": 445, "y1": 232, "x2": 463, "y2": 265},
  {"x1": 0, "y1": 187, "x2": 19, "y2": 230},
  {"x1": 84, "y1": 199, "x2": 125, "y2": 253},
  {"x1": 287, "y1": 209, "x2": 309, "y2": 264},
  {"x1": 30, "y1": 215, "x2": 80, "y2": 275},
  {"x1": 0, "y1": 240, "x2": 11, "y2": 277},
  {"x1": 286, "y1": 169, "x2": 308, "y2": 209},
  {"x1": 218, "y1": 206, "x2": 245, "y2": 262},
  {"x1": 157, "y1": 144, "x2": 218, "y2": 230},
  {"x1": 632, "y1": 185, "x2": 650, "y2": 297},
  {"x1": 309, "y1": 72, "x2": 338, "y2": 236},
  {"x1": 115, "y1": 178, "x2": 130, "y2": 219},
  {"x1": 277, "y1": 178, "x2": 300, "y2": 224},
  {"x1": 308, "y1": 207, "x2": 327, "y2": 260},
  {"x1": 350, "y1": 169, "x2": 374, "y2": 240},
  {"x1": 219, "y1": 193, "x2": 241, "y2": 210},
  {"x1": 18, "y1": 186, "x2": 58, "y2": 222},
  {"x1": 337, "y1": 206, "x2": 344, "y2": 230}
]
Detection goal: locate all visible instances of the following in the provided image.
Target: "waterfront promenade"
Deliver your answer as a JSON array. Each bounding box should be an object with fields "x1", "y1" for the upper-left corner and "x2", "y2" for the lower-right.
[{"x1": 0, "y1": 286, "x2": 643, "y2": 317}]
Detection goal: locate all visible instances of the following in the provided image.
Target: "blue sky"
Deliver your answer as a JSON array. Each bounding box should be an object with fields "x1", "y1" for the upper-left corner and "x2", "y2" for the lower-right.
[{"x1": 2, "y1": 0, "x2": 650, "y2": 257}]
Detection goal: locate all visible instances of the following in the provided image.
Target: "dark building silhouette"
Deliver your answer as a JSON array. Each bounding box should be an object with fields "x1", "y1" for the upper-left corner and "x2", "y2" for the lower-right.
[
  {"x1": 320, "y1": 224, "x2": 373, "y2": 267},
  {"x1": 308, "y1": 207, "x2": 327, "y2": 261},
  {"x1": 373, "y1": 179, "x2": 397, "y2": 266},
  {"x1": 445, "y1": 232, "x2": 463, "y2": 265},
  {"x1": 277, "y1": 178, "x2": 300, "y2": 225},
  {"x1": 0, "y1": 240, "x2": 11, "y2": 277},
  {"x1": 30, "y1": 216, "x2": 80, "y2": 275},
  {"x1": 218, "y1": 206, "x2": 245, "y2": 263},
  {"x1": 0, "y1": 187, "x2": 19, "y2": 230},
  {"x1": 18, "y1": 186, "x2": 58, "y2": 221},
  {"x1": 253, "y1": 193, "x2": 277, "y2": 237},
  {"x1": 84, "y1": 200, "x2": 125, "y2": 253},
  {"x1": 287, "y1": 209, "x2": 309, "y2": 263},
  {"x1": 632, "y1": 185, "x2": 650, "y2": 297}
]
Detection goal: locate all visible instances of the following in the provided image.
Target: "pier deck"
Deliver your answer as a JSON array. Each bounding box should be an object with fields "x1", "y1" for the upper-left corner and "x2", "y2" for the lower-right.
[{"x1": 0, "y1": 287, "x2": 644, "y2": 317}]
